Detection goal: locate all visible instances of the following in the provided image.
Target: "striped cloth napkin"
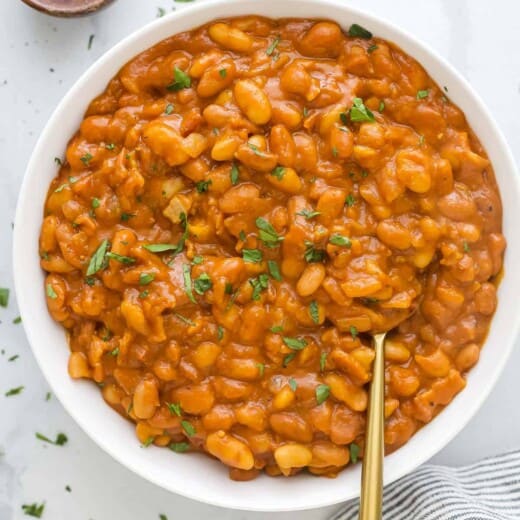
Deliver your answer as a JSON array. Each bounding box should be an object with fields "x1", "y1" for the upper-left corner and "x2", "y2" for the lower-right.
[{"x1": 332, "y1": 450, "x2": 520, "y2": 520}]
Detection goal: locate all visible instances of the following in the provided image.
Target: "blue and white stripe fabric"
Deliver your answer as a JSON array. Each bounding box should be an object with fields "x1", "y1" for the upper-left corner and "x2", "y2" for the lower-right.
[{"x1": 332, "y1": 450, "x2": 520, "y2": 520}]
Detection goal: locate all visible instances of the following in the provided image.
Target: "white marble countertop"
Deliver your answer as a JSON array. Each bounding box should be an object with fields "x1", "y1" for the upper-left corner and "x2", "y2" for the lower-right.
[{"x1": 1, "y1": 0, "x2": 519, "y2": 518}]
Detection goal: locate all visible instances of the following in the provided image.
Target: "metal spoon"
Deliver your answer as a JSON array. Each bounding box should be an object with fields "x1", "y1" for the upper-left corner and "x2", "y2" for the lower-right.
[{"x1": 359, "y1": 307, "x2": 419, "y2": 520}]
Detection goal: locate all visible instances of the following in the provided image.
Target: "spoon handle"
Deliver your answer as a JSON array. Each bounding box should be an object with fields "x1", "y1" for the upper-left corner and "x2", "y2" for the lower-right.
[{"x1": 359, "y1": 332, "x2": 386, "y2": 520}]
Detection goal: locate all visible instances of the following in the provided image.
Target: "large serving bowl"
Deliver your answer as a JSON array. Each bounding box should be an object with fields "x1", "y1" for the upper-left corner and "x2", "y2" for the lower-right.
[{"x1": 13, "y1": 0, "x2": 520, "y2": 511}]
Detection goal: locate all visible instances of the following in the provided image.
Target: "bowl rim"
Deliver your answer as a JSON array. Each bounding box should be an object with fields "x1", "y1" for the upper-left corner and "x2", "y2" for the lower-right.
[{"x1": 13, "y1": 0, "x2": 520, "y2": 511}]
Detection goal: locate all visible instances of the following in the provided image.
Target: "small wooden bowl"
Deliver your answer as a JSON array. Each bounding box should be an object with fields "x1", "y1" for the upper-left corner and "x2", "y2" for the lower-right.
[{"x1": 21, "y1": 0, "x2": 116, "y2": 17}]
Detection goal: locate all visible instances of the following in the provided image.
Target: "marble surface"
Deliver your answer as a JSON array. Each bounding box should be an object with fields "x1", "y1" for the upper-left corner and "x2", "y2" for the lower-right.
[{"x1": 1, "y1": 0, "x2": 520, "y2": 518}]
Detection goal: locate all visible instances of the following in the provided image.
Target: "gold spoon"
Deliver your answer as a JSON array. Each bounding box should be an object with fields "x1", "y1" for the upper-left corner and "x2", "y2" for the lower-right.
[{"x1": 359, "y1": 307, "x2": 419, "y2": 520}]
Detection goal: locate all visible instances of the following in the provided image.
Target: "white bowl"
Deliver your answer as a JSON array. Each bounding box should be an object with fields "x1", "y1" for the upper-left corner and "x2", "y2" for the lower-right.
[{"x1": 13, "y1": 0, "x2": 520, "y2": 511}]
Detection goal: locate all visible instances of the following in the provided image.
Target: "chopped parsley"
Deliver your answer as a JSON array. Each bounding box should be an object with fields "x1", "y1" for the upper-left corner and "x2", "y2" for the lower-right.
[
  {"x1": 120, "y1": 212, "x2": 135, "y2": 222},
  {"x1": 195, "y1": 180, "x2": 212, "y2": 193},
  {"x1": 417, "y1": 89, "x2": 429, "y2": 100},
  {"x1": 297, "y1": 208, "x2": 321, "y2": 219},
  {"x1": 182, "y1": 264, "x2": 196, "y2": 303},
  {"x1": 165, "y1": 103, "x2": 174, "y2": 115},
  {"x1": 329, "y1": 234, "x2": 352, "y2": 248},
  {"x1": 143, "y1": 243, "x2": 177, "y2": 253},
  {"x1": 348, "y1": 23, "x2": 373, "y2": 39},
  {"x1": 174, "y1": 313, "x2": 195, "y2": 326},
  {"x1": 143, "y1": 436, "x2": 154, "y2": 447},
  {"x1": 266, "y1": 36, "x2": 281, "y2": 56},
  {"x1": 248, "y1": 143, "x2": 265, "y2": 156},
  {"x1": 243, "y1": 249, "x2": 263, "y2": 264},
  {"x1": 256, "y1": 363, "x2": 265, "y2": 377},
  {"x1": 46, "y1": 284, "x2": 57, "y2": 300},
  {"x1": 367, "y1": 44, "x2": 378, "y2": 53},
  {"x1": 256, "y1": 217, "x2": 284, "y2": 247},
  {"x1": 110, "y1": 347, "x2": 119, "y2": 356},
  {"x1": 35, "y1": 432, "x2": 68, "y2": 446},
  {"x1": 349, "y1": 97, "x2": 375, "y2": 123},
  {"x1": 219, "y1": 68, "x2": 227, "y2": 78},
  {"x1": 379, "y1": 100, "x2": 385, "y2": 112},
  {"x1": 105, "y1": 143, "x2": 116, "y2": 151},
  {"x1": 54, "y1": 157, "x2": 62, "y2": 166},
  {"x1": 194, "y1": 273, "x2": 213, "y2": 295},
  {"x1": 350, "y1": 325, "x2": 359, "y2": 339},
  {"x1": 181, "y1": 420, "x2": 196, "y2": 437},
  {"x1": 80, "y1": 153, "x2": 93, "y2": 166},
  {"x1": 166, "y1": 66, "x2": 191, "y2": 91},
  {"x1": 88, "y1": 34, "x2": 95, "y2": 50},
  {"x1": 91, "y1": 197, "x2": 101, "y2": 209},
  {"x1": 86, "y1": 239, "x2": 110, "y2": 276},
  {"x1": 309, "y1": 301, "x2": 320, "y2": 324},
  {"x1": 304, "y1": 241, "x2": 326, "y2": 263},
  {"x1": 249, "y1": 274, "x2": 270, "y2": 300},
  {"x1": 283, "y1": 353, "x2": 296, "y2": 367},
  {"x1": 345, "y1": 193, "x2": 356, "y2": 207},
  {"x1": 320, "y1": 352, "x2": 327, "y2": 372},
  {"x1": 0, "y1": 288, "x2": 9, "y2": 307},
  {"x1": 271, "y1": 166, "x2": 285, "y2": 180},
  {"x1": 217, "y1": 325, "x2": 224, "y2": 341},
  {"x1": 8, "y1": 354, "x2": 19, "y2": 362},
  {"x1": 270, "y1": 325, "x2": 283, "y2": 333},
  {"x1": 106, "y1": 252, "x2": 135, "y2": 265},
  {"x1": 282, "y1": 337, "x2": 308, "y2": 350},
  {"x1": 192, "y1": 255, "x2": 203, "y2": 265},
  {"x1": 315, "y1": 384, "x2": 330, "y2": 405},
  {"x1": 230, "y1": 162, "x2": 239, "y2": 185},
  {"x1": 267, "y1": 260, "x2": 282, "y2": 281},
  {"x1": 288, "y1": 378, "x2": 297, "y2": 392},
  {"x1": 167, "y1": 402, "x2": 182, "y2": 417},
  {"x1": 21, "y1": 503, "x2": 45, "y2": 518},
  {"x1": 169, "y1": 442, "x2": 190, "y2": 453},
  {"x1": 463, "y1": 241, "x2": 471, "y2": 253},
  {"x1": 139, "y1": 273, "x2": 155, "y2": 285},
  {"x1": 5, "y1": 386, "x2": 24, "y2": 397},
  {"x1": 350, "y1": 442, "x2": 361, "y2": 464}
]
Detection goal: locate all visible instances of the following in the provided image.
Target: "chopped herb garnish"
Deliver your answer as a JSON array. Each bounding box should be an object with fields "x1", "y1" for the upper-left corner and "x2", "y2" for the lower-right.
[
  {"x1": 266, "y1": 36, "x2": 281, "y2": 56},
  {"x1": 195, "y1": 180, "x2": 212, "y2": 193},
  {"x1": 238, "y1": 230, "x2": 246, "y2": 242},
  {"x1": 143, "y1": 243, "x2": 176, "y2": 253},
  {"x1": 80, "y1": 153, "x2": 93, "y2": 166},
  {"x1": 350, "y1": 442, "x2": 361, "y2": 464},
  {"x1": 270, "y1": 325, "x2": 283, "y2": 333},
  {"x1": 267, "y1": 260, "x2": 282, "y2": 281},
  {"x1": 91, "y1": 197, "x2": 101, "y2": 209},
  {"x1": 182, "y1": 264, "x2": 196, "y2": 303},
  {"x1": 45, "y1": 392, "x2": 51, "y2": 401},
  {"x1": 315, "y1": 384, "x2": 330, "y2": 405},
  {"x1": 283, "y1": 337, "x2": 308, "y2": 351},
  {"x1": 340, "y1": 111, "x2": 349, "y2": 125},
  {"x1": 297, "y1": 208, "x2": 321, "y2": 219},
  {"x1": 54, "y1": 183, "x2": 68, "y2": 193},
  {"x1": 320, "y1": 352, "x2": 327, "y2": 371},
  {"x1": 283, "y1": 353, "x2": 296, "y2": 367},
  {"x1": 332, "y1": 146, "x2": 338, "y2": 157},
  {"x1": 157, "y1": 7, "x2": 166, "y2": 17},
  {"x1": 345, "y1": 193, "x2": 356, "y2": 207},
  {"x1": 85, "y1": 277, "x2": 95, "y2": 286},
  {"x1": 167, "y1": 402, "x2": 182, "y2": 417},
  {"x1": 106, "y1": 252, "x2": 135, "y2": 265},
  {"x1": 174, "y1": 313, "x2": 195, "y2": 326},
  {"x1": 169, "y1": 442, "x2": 190, "y2": 453},
  {"x1": 243, "y1": 249, "x2": 263, "y2": 264},
  {"x1": 5, "y1": 386, "x2": 24, "y2": 397},
  {"x1": 143, "y1": 436, "x2": 154, "y2": 447},
  {"x1": 309, "y1": 301, "x2": 320, "y2": 324},
  {"x1": 303, "y1": 107, "x2": 309, "y2": 117},
  {"x1": 288, "y1": 378, "x2": 297, "y2": 392},
  {"x1": 419, "y1": 135, "x2": 425, "y2": 146},
  {"x1": 256, "y1": 363, "x2": 265, "y2": 377},
  {"x1": 121, "y1": 212, "x2": 136, "y2": 222},
  {"x1": 36, "y1": 432, "x2": 68, "y2": 446},
  {"x1": 87, "y1": 34, "x2": 95, "y2": 50},
  {"x1": 86, "y1": 239, "x2": 109, "y2": 276},
  {"x1": 139, "y1": 290, "x2": 149, "y2": 299},
  {"x1": 165, "y1": 103, "x2": 174, "y2": 115},
  {"x1": 181, "y1": 420, "x2": 196, "y2": 437},
  {"x1": 225, "y1": 283, "x2": 234, "y2": 294},
  {"x1": 194, "y1": 273, "x2": 213, "y2": 295},
  {"x1": 248, "y1": 143, "x2": 265, "y2": 156},
  {"x1": 21, "y1": 503, "x2": 45, "y2": 518},
  {"x1": 379, "y1": 100, "x2": 385, "y2": 113},
  {"x1": 350, "y1": 325, "x2": 358, "y2": 339},
  {"x1": 463, "y1": 241, "x2": 470, "y2": 253},
  {"x1": 329, "y1": 234, "x2": 352, "y2": 248},
  {"x1": 249, "y1": 274, "x2": 270, "y2": 300},
  {"x1": 110, "y1": 347, "x2": 119, "y2": 356},
  {"x1": 166, "y1": 66, "x2": 191, "y2": 91},
  {"x1": 65, "y1": 485, "x2": 71, "y2": 492},
  {"x1": 139, "y1": 273, "x2": 155, "y2": 285},
  {"x1": 304, "y1": 241, "x2": 326, "y2": 263},
  {"x1": 8, "y1": 354, "x2": 19, "y2": 362},
  {"x1": 256, "y1": 217, "x2": 284, "y2": 247},
  {"x1": 230, "y1": 162, "x2": 239, "y2": 185},
  {"x1": 367, "y1": 44, "x2": 378, "y2": 53},
  {"x1": 417, "y1": 89, "x2": 429, "y2": 100},
  {"x1": 348, "y1": 23, "x2": 373, "y2": 39},
  {"x1": 271, "y1": 166, "x2": 285, "y2": 180},
  {"x1": 219, "y1": 68, "x2": 227, "y2": 78},
  {"x1": 217, "y1": 325, "x2": 224, "y2": 341},
  {"x1": 54, "y1": 157, "x2": 62, "y2": 166},
  {"x1": 350, "y1": 97, "x2": 375, "y2": 123},
  {"x1": 0, "y1": 288, "x2": 9, "y2": 307},
  {"x1": 46, "y1": 284, "x2": 57, "y2": 299},
  {"x1": 105, "y1": 143, "x2": 115, "y2": 151}
]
